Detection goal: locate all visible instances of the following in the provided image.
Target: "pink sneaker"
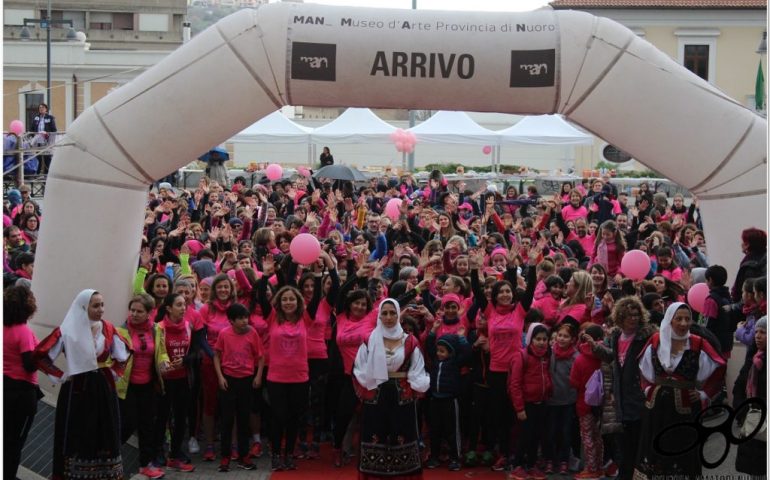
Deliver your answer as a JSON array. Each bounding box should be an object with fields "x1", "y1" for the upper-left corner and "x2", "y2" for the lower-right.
[{"x1": 139, "y1": 465, "x2": 165, "y2": 479}]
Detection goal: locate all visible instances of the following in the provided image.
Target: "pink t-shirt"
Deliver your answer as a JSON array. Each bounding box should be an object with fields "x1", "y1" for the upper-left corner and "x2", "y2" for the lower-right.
[
  {"x1": 3, "y1": 323, "x2": 38, "y2": 384},
  {"x1": 185, "y1": 305, "x2": 203, "y2": 331},
  {"x1": 336, "y1": 310, "x2": 377, "y2": 375},
  {"x1": 129, "y1": 325, "x2": 155, "y2": 385},
  {"x1": 267, "y1": 312, "x2": 310, "y2": 383},
  {"x1": 486, "y1": 303, "x2": 526, "y2": 372},
  {"x1": 161, "y1": 319, "x2": 191, "y2": 380},
  {"x1": 531, "y1": 295, "x2": 561, "y2": 329},
  {"x1": 249, "y1": 310, "x2": 270, "y2": 366},
  {"x1": 215, "y1": 325, "x2": 263, "y2": 378},
  {"x1": 617, "y1": 333, "x2": 635, "y2": 367},
  {"x1": 200, "y1": 302, "x2": 232, "y2": 350},
  {"x1": 567, "y1": 232, "x2": 596, "y2": 260},
  {"x1": 533, "y1": 280, "x2": 548, "y2": 301},
  {"x1": 561, "y1": 205, "x2": 589, "y2": 223},
  {"x1": 558, "y1": 303, "x2": 590, "y2": 324},
  {"x1": 661, "y1": 267, "x2": 683, "y2": 283},
  {"x1": 307, "y1": 299, "x2": 332, "y2": 360}
]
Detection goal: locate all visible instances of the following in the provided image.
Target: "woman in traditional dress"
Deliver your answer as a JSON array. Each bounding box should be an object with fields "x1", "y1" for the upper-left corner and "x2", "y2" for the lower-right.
[
  {"x1": 35, "y1": 289, "x2": 131, "y2": 480},
  {"x1": 353, "y1": 298, "x2": 430, "y2": 480},
  {"x1": 634, "y1": 302, "x2": 724, "y2": 479}
]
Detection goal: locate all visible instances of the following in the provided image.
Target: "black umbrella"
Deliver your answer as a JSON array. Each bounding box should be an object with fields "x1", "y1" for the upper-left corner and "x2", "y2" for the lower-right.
[{"x1": 313, "y1": 164, "x2": 368, "y2": 182}]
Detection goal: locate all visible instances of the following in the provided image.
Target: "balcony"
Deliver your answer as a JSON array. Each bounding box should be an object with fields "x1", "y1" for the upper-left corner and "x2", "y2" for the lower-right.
[{"x1": 4, "y1": 25, "x2": 183, "y2": 50}]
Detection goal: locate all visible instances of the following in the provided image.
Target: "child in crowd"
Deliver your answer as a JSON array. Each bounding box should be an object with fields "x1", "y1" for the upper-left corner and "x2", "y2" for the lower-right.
[
  {"x1": 465, "y1": 312, "x2": 495, "y2": 467},
  {"x1": 213, "y1": 303, "x2": 264, "y2": 472},
  {"x1": 508, "y1": 323, "x2": 553, "y2": 480},
  {"x1": 570, "y1": 323, "x2": 605, "y2": 479},
  {"x1": 545, "y1": 320, "x2": 579, "y2": 475},
  {"x1": 425, "y1": 325, "x2": 471, "y2": 471},
  {"x1": 702, "y1": 265, "x2": 734, "y2": 358},
  {"x1": 531, "y1": 275, "x2": 565, "y2": 329}
]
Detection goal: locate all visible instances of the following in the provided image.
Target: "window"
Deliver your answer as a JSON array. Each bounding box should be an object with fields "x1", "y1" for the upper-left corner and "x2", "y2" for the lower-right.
[
  {"x1": 90, "y1": 12, "x2": 112, "y2": 30},
  {"x1": 676, "y1": 29, "x2": 719, "y2": 84},
  {"x1": 62, "y1": 11, "x2": 86, "y2": 30},
  {"x1": 684, "y1": 45, "x2": 709, "y2": 81},
  {"x1": 113, "y1": 13, "x2": 133, "y2": 30},
  {"x1": 5, "y1": 9, "x2": 34, "y2": 25}
]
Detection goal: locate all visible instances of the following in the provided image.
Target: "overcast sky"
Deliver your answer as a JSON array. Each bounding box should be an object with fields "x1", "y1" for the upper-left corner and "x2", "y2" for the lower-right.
[{"x1": 278, "y1": 0, "x2": 553, "y2": 12}]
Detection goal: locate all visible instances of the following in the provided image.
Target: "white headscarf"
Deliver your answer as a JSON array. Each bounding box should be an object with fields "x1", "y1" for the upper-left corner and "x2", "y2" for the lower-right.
[
  {"x1": 658, "y1": 301, "x2": 691, "y2": 370},
  {"x1": 59, "y1": 289, "x2": 102, "y2": 376},
  {"x1": 361, "y1": 298, "x2": 404, "y2": 389}
]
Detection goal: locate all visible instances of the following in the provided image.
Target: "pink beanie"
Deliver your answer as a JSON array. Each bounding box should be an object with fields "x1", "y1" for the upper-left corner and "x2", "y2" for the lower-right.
[
  {"x1": 441, "y1": 293, "x2": 462, "y2": 307},
  {"x1": 491, "y1": 247, "x2": 508, "y2": 259}
]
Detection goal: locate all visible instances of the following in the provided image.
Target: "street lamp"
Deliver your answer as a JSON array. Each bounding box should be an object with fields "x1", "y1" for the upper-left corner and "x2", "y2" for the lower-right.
[{"x1": 19, "y1": 4, "x2": 77, "y2": 108}]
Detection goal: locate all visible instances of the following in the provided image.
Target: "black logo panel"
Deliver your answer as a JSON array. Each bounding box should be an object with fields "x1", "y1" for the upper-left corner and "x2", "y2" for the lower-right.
[
  {"x1": 291, "y1": 42, "x2": 336, "y2": 82},
  {"x1": 510, "y1": 49, "x2": 555, "y2": 88}
]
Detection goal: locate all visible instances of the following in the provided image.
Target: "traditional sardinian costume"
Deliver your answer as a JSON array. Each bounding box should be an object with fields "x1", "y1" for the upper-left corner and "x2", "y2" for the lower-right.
[
  {"x1": 35, "y1": 290, "x2": 131, "y2": 480},
  {"x1": 353, "y1": 299, "x2": 430, "y2": 479},
  {"x1": 633, "y1": 303, "x2": 724, "y2": 480}
]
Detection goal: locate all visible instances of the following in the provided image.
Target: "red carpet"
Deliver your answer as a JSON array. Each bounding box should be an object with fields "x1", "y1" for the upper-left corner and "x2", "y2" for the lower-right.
[{"x1": 272, "y1": 444, "x2": 505, "y2": 480}]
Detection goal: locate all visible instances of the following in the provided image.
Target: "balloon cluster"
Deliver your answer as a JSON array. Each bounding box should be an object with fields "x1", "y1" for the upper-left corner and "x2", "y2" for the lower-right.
[
  {"x1": 9, "y1": 120, "x2": 24, "y2": 136},
  {"x1": 390, "y1": 129, "x2": 417, "y2": 154}
]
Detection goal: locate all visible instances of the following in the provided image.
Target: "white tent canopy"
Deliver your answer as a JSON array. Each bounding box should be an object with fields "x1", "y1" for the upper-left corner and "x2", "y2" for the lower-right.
[
  {"x1": 497, "y1": 114, "x2": 593, "y2": 145},
  {"x1": 310, "y1": 107, "x2": 397, "y2": 143},
  {"x1": 408, "y1": 111, "x2": 499, "y2": 145},
  {"x1": 232, "y1": 110, "x2": 312, "y2": 144}
]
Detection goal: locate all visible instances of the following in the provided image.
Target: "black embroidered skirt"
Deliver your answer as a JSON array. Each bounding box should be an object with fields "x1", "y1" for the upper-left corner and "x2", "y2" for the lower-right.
[
  {"x1": 53, "y1": 369, "x2": 124, "y2": 480},
  {"x1": 359, "y1": 379, "x2": 423, "y2": 479}
]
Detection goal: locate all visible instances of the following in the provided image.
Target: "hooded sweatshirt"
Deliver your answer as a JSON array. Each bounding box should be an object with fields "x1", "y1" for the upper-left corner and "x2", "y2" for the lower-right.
[{"x1": 426, "y1": 333, "x2": 471, "y2": 398}]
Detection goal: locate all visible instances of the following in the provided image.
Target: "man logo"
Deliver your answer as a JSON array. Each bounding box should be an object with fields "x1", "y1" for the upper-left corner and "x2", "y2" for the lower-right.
[
  {"x1": 509, "y1": 49, "x2": 555, "y2": 88},
  {"x1": 291, "y1": 42, "x2": 336, "y2": 82}
]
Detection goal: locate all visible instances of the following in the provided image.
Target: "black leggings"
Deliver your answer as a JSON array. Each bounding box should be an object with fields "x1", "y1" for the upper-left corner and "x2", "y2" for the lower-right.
[
  {"x1": 300, "y1": 359, "x2": 329, "y2": 444},
  {"x1": 488, "y1": 371, "x2": 513, "y2": 456},
  {"x1": 333, "y1": 375, "x2": 358, "y2": 449},
  {"x1": 267, "y1": 381, "x2": 309, "y2": 456},
  {"x1": 516, "y1": 402, "x2": 547, "y2": 468},
  {"x1": 155, "y1": 377, "x2": 189, "y2": 460},
  {"x1": 468, "y1": 383, "x2": 493, "y2": 451},
  {"x1": 4, "y1": 379, "x2": 38, "y2": 479},
  {"x1": 120, "y1": 382, "x2": 157, "y2": 466}
]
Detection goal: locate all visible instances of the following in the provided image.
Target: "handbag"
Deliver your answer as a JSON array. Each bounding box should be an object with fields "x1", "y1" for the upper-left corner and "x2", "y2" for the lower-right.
[
  {"x1": 584, "y1": 368, "x2": 604, "y2": 407},
  {"x1": 741, "y1": 406, "x2": 766, "y2": 442}
]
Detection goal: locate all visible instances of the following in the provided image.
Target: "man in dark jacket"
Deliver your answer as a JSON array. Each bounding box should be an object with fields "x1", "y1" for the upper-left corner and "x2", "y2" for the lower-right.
[{"x1": 425, "y1": 331, "x2": 471, "y2": 471}]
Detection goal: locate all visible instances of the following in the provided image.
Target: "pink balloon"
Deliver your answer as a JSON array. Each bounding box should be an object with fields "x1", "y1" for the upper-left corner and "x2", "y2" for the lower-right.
[
  {"x1": 265, "y1": 163, "x2": 283, "y2": 181},
  {"x1": 404, "y1": 144, "x2": 415, "y2": 154},
  {"x1": 384, "y1": 198, "x2": 402, "y2": 221},
  {"x1": 620, "y1": 249, "x2": 651, "y2": 281},
  {"x1": 297, "y1": 166, "x2": 310, "y2": 177},
  {"x1": 290, "y1": 233, "x2": 321, "y2": 265},
  {"x1": 687, "y1": 283, "x2": 710, "y2": 314},
  {"x1": 9, "y1": 120, "x2": 24, "y2": 136},
  {"x1": 395, "y1": 141, "x2": 406, "y2": 152},
  {"x1": 405, "y1": 131, "x2": 417, "y2": 143},
  {"x1": 389, "y1": 131, "x2": 400, "y2": 142},
  {"x1": 482, "y1": 145, "x2": 492, "y2": 155}
]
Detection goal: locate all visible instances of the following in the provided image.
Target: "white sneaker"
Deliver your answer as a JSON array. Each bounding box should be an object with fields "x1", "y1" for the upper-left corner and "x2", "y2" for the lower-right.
[{"x1": 188, "y1": 436, "x2": 200, "y2": 454}]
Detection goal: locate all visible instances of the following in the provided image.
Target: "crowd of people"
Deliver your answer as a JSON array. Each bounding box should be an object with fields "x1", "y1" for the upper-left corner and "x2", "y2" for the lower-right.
[{"x1": 3, "y1": 167, "x2": 767, "y2": 480}]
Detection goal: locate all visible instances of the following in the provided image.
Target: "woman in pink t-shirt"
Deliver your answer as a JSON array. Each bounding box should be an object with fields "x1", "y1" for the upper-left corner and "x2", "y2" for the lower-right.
[
  {"x1": 469, "y1": 245, "x2": 539, "y2": 470},
  {"x1": 255, "y1": 251, "x2": 334, "y2": 471},
  {"x1": 116, "y1": 293, "x2": 170, "y2": 479},
  {"x1": 4, "y1": 285, "x2": 41, "y2": 480}
]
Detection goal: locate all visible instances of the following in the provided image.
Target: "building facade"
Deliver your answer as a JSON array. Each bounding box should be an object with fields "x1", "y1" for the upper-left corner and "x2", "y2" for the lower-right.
[{"x1": 3, "y1": 0, "x2": 187, "y2": 133}]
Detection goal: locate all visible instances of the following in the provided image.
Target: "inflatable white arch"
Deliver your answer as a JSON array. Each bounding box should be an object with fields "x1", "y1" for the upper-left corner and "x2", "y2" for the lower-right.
[{"x1": 32, "y1": 3, "x2": 766, "y2": 333}]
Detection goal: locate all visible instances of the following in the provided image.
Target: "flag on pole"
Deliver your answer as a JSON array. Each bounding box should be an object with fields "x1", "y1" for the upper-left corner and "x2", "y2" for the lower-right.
[{"x1": 756, "y1": 58, "x2": 765, "y2": 111}]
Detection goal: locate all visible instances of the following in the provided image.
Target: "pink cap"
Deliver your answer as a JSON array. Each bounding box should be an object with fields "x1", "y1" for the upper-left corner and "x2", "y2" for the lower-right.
[
  {"x1": 491, "y1": 247, "x2": 508, "y2": 259},
  {"x1": 441, "y1": 293, "x2": 462, "y2": 307}
]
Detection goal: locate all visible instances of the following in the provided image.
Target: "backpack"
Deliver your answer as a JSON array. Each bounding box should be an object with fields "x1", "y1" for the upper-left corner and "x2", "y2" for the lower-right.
[{"x1": 584, "y1": 368, "x2": 604, "y2": 407}]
